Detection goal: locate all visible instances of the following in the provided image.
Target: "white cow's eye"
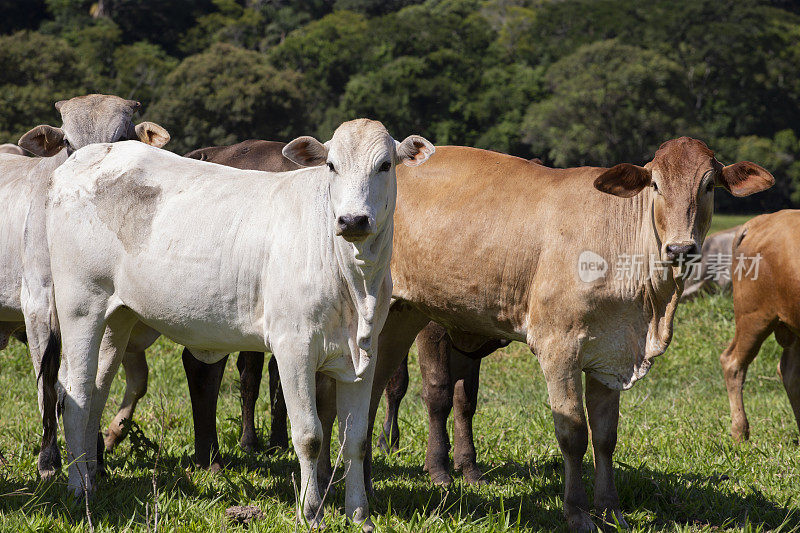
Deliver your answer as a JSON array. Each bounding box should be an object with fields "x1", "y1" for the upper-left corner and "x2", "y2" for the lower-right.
[
  {"x1": 379, "y1": 161, "x2": 391, "y2": 172},
  {"x1": 652, "y1": 181, "x2": 659, "y2": 194},
  {"x1": 327, "y1": 162, "x2": 336, "y2": 173},
  {"x1": 706, "y1": 180, "x2": 715, "y2": 192}
]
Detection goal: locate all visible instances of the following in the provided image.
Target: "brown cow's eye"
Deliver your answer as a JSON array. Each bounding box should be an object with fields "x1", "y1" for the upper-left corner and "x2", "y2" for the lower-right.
[
  {"x1": 327, "y1": 162, "x2": 335, "y2": 173},
  {"x1": 379, "y1": 161, "x2": 391, "y2": 172},
  {"x1": 706, "y1": 180, "x2": 715, "y2": 192}
]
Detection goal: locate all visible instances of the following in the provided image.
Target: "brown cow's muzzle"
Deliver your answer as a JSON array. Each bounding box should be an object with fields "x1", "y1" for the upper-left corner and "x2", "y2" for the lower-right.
[{"x1": 664, "y1": 241, "x2": 698, "y2": 264}]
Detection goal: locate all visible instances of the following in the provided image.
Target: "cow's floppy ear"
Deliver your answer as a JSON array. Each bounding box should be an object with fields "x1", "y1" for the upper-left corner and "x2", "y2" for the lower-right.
[
  {"x1": 18, "y1": 125, "x2": 65, "y2": 157},
  {"x1": 594, "y1": 163, "x2": 652, "y2": 198},
  {"x1": 395, "y1": 135, "x2": 435, "y2": 167},
  {"x1": 717, "y1": 161, "x2": 774, "y2": 197},
  {"x1": 135, "y1": 122, "x2": 170, "y2": 148},
  {"x1": 54, "y1": 100, "x2": 67, "y2": 112},
  {"x1": 283, "y1": 136, "x2": 328, "y2": 167}
]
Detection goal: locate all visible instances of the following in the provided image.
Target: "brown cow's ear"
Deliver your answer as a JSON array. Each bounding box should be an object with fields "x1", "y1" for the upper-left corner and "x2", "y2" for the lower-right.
[
  {"x1": 717, "y1": 161, "x2": 775, "y2": 197},
  {"x1": 135, "y1": 122, "x2": 170, "y2": 148},
  {"x1": 54, "y1": 100, "x2": 67, "y2": 113},
  {"x1": 594, "y1": 163, "x2": 651, "y2": 198},
  {"x1": 18, "y1": 125, "x2": 65, "y2": 157},
  {"x1": 282, "y1": 136, "x2": 328, "y2": 167},
  {"x1": 396, "y1": 135, "x2": 435, "y2": 167}
]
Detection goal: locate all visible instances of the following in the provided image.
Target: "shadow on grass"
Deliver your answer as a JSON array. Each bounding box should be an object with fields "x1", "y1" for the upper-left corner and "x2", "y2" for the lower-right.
[
  {"x1": 367, "y1": 454, "x2": 797, "y2": 530},
  {"x1": 0, "y1": 445, "x2": 795, "y2": 531}
]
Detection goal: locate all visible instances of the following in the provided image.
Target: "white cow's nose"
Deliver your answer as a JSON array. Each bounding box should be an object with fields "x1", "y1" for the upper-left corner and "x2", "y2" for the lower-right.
[{"x1": 336, "y1": 214, "x2": 371, "y2": 241}]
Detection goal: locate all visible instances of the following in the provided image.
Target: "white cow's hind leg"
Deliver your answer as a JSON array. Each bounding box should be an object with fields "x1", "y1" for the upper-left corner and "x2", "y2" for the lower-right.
[
  {"x1": 336, "y1": 359, "x2": 375, "y2": 533},
  {"x1": 84, "y1": 310, "x2": 137, "y2": 483},
  {"x1": 273, "y1": 347, "x2": 324, "y2": 527},
  {"x1": 58, "y1": 303, "x2": 107, "y2": 497}
]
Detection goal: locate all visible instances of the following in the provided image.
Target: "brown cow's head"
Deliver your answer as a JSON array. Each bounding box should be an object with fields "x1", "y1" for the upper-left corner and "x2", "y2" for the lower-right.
[
  {"x1": 594, "y1": 137, "x2": 774, "y2": 265},
  {"x1": 18, "y1": 94, "x2": 170, "y2": 157}
]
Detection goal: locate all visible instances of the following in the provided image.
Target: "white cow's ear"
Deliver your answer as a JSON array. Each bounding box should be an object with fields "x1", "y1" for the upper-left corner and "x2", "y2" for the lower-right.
[
  {"x1": 135, "y1": 122, "x2": 170, "y2": 148},
  {"x1": 283, "y1": 136, "x2": 328, "y2": 167},
  {"x1": 18, "y1": 125, "x2": 66, "y2": 157},
  {"x1": 594, "y1": 163, "x2": 651, "y2": 198},
  {"x1": 396, "y1": 135, "x2": 435, "y2": 167},
  {"x1": 717, "y1": 161, "x2": 774, "y2": 197}
]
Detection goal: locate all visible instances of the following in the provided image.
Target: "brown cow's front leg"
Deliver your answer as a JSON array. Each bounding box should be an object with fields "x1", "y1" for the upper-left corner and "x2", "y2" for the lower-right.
[
  {"x1": 237, "y1": 351, "x2": 264, "y2": 452},
  {"x1": 365, "y1": 302, "x2": 429, "y2": 495},
  {"x1": 418, "y1": 322, "x2": 454, "y2": 486},
  {"x1": 585, "y1": 375, "x2": 626, "y2": 528},
  {"x1": 778, "y1": 336, "x2": 800, "y2": 436},
  {"x1": 452, "y1": 353, "x2": 484, "y2": 484},
  {"x1": 541, "y1": 355, "x2": 593, "y2": 531},
  {"x1": 266, "y1": 354, "x2": 289, "y2": 450},
  {"x1": 182, "y1": 348, "x2": 227, "y2": 471},
  {"x1": 378, "y1": 355, "x2": 408, "y2": 453}
]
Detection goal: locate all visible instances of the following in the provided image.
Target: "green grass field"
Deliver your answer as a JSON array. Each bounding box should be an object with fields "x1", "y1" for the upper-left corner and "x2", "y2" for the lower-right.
[
  {"x1": 1, "y1": 213, "x2": 797, "y2": 532},
  {"x1": 708, "y1": 214, "x2": 753, "y2": 236}
]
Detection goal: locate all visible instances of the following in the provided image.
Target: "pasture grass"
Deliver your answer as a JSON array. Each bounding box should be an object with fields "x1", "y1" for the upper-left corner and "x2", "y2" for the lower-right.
[
  {"x1": 708, "y1": 214, "x2": 753, "y2": 235},
  {"x1": 0, "y1": 293, "x2": 798, "y2": 531}
]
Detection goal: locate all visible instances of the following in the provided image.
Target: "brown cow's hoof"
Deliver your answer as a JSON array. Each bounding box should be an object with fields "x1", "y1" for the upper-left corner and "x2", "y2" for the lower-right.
[
  {"x1": 104, "y1": 428, "x2": 123, "y2": 452},
  {"x1": 461, "y1": 466, "x2": 487, "y2": 485},
  {"x1": 429, "y1": 469, "x2": 453, "y2": 487},
  {"x1": 599, "y1": 508, "x2": 628, "y2": 530},
  {"x1": 377, "y1": 433, "x2": 399, "y2": 454},
  {"x1": 566, "y1": 507, "x2": 596, "y2": 532},
  {"x1": 731, "y1": 426, "x2": 750, "y2": 443},
  {"x1": 239, "y1": 435, "x2": 260, "y2": 453}
]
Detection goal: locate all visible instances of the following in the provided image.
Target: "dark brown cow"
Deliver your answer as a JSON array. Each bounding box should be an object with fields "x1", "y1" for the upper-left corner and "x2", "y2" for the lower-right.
[{"x1": 720, "y1": 210, "x2": 800, "y2": 442}]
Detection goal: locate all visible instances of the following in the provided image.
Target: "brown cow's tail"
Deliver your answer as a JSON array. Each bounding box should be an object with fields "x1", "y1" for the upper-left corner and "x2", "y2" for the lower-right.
[{"x1": 732, "y1": 224, "x2": 748, "y2": 255}]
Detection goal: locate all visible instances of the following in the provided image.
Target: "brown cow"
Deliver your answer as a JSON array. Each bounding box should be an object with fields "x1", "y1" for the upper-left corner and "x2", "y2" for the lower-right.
[
  {"x1": 361, "y1": 139, "x2": 772, "y2": 530},
  {"x1": 377, "y1": 222, "x2": 745, "y2": 488},
  {"x1": 719, "y1": 210, "x2": 800, "y2": 442}
]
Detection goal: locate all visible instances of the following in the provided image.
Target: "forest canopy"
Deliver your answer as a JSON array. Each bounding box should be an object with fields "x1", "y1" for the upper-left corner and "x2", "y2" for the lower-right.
[{"x1": 1, "y1": 0, "x2": 799, "y2": 212}]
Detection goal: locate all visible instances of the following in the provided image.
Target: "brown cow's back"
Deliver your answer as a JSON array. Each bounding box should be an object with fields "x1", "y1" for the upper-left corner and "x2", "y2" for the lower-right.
[
  {"x1": 733, "y1": 210, "x2": 800, "y2": 329},
  {"x1": 185, "y1": 139, "x2": 301, "y2": 172}
]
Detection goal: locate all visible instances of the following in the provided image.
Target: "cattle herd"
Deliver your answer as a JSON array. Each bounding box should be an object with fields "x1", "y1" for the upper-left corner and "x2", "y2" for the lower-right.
[{"x1": 0, "y1": 93, "x2": 796, "y2": 531}]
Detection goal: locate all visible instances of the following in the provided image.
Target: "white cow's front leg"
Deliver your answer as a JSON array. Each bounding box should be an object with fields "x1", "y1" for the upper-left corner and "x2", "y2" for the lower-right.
[
  {"x1": 336, "y1": 354, "x2": 376, "y2": 532},
  {"x1": 273, "y1": 346, "x2": 324, "y2": 528}
]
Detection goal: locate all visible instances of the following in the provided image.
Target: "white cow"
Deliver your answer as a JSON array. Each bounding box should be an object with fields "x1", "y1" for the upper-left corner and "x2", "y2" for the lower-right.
[
  {"x1": 46, "y1": 119, "x2": 433, "y2": 530},
  {"x1": 0, "y1": 94, "x2": 168, "y2": 480}
]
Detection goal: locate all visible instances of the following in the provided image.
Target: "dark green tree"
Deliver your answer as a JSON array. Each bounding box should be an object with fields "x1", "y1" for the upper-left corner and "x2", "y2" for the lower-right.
[
  {"x1": 0, "y1": 31, "x2": 92, "y2": 143},
  {"x1": 148, "y1": 43, "x2": 305, "y2": 153},
  {"x1": 523, "y1": 39, "x2": 695, "y2": 167}
]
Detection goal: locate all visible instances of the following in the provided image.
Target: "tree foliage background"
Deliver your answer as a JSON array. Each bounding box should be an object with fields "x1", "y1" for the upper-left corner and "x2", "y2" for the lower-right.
[{"x1": 1, "y1": 0, "x2": 799, "y2": 212}]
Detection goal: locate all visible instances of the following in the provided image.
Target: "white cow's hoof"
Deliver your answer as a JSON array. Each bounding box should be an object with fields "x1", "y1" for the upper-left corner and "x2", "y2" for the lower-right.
[{"x1": 360, "y1": 517, "x2": 375, "y2": 532}]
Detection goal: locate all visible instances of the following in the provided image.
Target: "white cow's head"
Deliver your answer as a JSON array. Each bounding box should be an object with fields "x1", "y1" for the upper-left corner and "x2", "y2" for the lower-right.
[
  {"x1": 283, "y1": 119, "x2": 434, "y2": 242},
  {"x1": 18, "y1": 94, "x2": 170, "y2": 157}
]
